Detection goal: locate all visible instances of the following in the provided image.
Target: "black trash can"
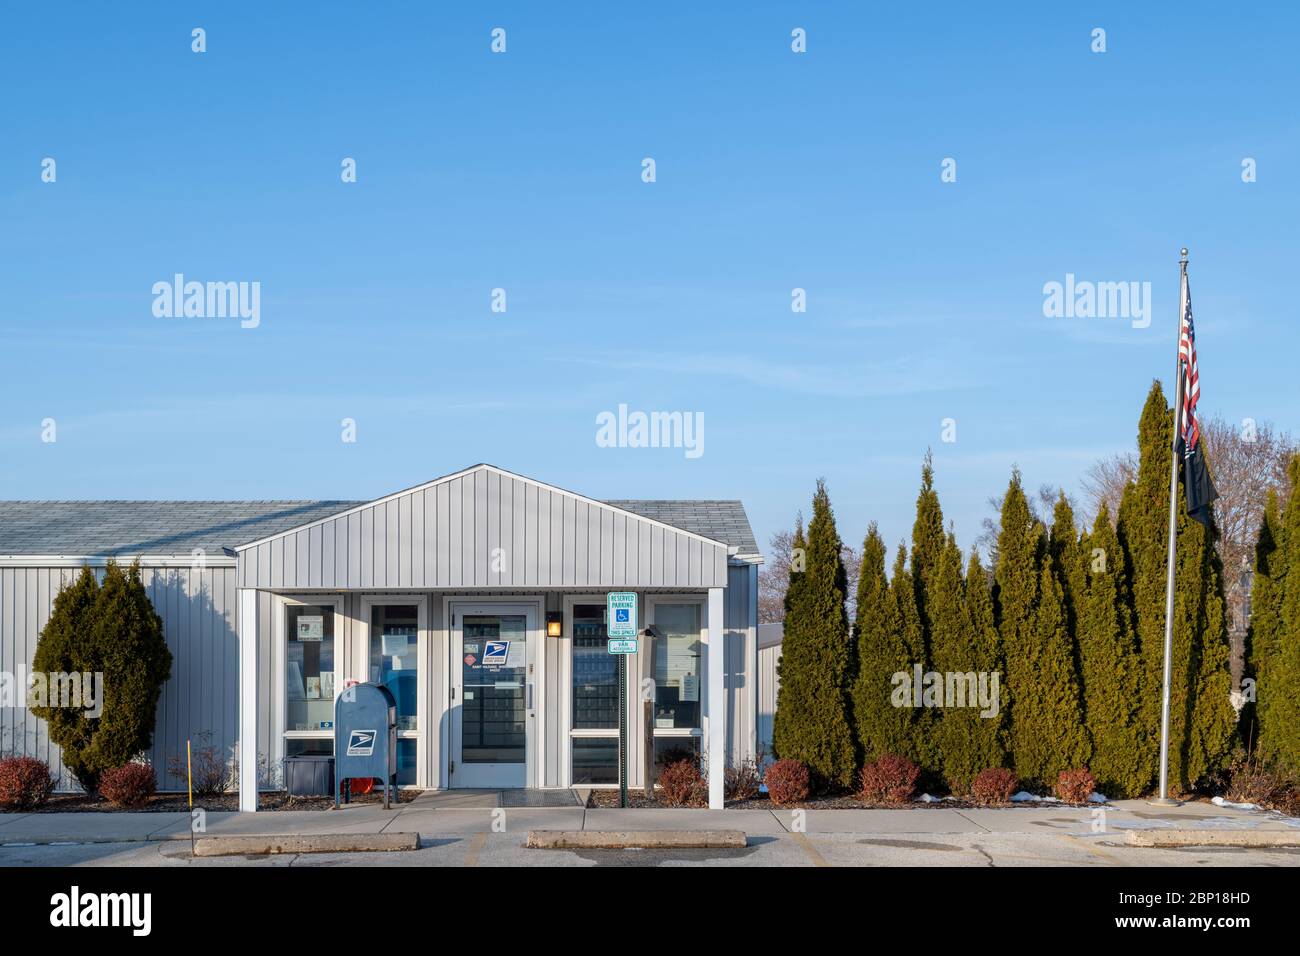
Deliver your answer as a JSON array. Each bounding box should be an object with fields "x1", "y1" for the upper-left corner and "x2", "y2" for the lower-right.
[{"x1": 284, "y1": 753, "x2": 335, "y2": 797}]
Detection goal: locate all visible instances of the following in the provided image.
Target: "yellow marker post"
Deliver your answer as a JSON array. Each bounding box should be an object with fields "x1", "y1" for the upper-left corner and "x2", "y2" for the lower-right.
[{"x1": 187, "y1": 739, "x2": 195, "y2": 855}]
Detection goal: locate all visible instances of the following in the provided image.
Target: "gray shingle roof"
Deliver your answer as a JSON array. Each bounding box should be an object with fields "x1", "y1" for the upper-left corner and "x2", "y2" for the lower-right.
[
  {"x1": 0, "y1": 501, "x2": 362, "y2": 557},
  {"x1": 604, "y1": 500, "x2": 759, "y2": 557},
  {"x1": 0, "y1": 498, "x2": 760, "y2": 559}
]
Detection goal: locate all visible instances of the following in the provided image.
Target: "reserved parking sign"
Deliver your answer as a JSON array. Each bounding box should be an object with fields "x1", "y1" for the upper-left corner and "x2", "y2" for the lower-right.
[{"x1": 606, "y1": 591, "x2": 637, "y2": 638}]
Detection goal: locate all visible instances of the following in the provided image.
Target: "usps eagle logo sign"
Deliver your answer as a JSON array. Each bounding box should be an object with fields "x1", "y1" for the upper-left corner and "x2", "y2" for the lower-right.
[
  {"x1": 483, "y1": 641, "x2": 509, "y2": 666},
  {"x1": 347, "y1": 729, "x2": 377, "y2": 757}
]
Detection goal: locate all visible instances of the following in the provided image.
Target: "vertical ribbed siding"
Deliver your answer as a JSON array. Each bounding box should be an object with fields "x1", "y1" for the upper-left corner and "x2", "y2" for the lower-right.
[
  {"x1": 0, "y1": 564, "x2": 239, "y2": 792},
  {"x1": 723, "y1": 563, "x2": 758, "y2": 767},
  {"x1": 238, "y1": 469, "x2": 728, "y2": 590},
  {"x1": 757, "y1": 643, "x2": 782, "y2": 760}
]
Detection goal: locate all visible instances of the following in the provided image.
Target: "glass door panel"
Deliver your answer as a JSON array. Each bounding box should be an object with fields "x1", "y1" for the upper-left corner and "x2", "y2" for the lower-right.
[{"x1": 451, "y1": 607, "x2": 535, "y2": 788}]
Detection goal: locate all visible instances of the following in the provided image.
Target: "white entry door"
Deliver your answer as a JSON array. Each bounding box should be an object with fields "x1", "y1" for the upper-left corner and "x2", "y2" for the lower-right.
[{"x1": 450, "y1": 605, "x2": 537, "y2": 788}]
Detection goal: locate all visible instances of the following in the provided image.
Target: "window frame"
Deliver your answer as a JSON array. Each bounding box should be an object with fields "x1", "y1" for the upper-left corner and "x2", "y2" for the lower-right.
[
  {"x1": 359, "y1": 595, "x2": 428, "y2": 788},
  {"x1": 274, "y1": 595, "x2": 345, "y2": 767},
  {"x1": 560, "y1": 594, "x2": 643, "y2": 788},
  {"x1": 645, "y1": 595, "x2": 707, "y2": 745}
]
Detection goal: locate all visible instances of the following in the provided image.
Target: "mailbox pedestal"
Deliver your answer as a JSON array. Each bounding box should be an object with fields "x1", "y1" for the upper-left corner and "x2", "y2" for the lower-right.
[{"x1": 334, "y1": 683, "x2": 398, "y2": 809}]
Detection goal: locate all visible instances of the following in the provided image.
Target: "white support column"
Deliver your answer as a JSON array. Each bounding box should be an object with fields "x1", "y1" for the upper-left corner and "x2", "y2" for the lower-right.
[
  {"x1": 238, "y1": 588, "x2": 259, "y2": 812},
  {"x1": 707, "y1": 586, "x2": 725, "y2": 810}
]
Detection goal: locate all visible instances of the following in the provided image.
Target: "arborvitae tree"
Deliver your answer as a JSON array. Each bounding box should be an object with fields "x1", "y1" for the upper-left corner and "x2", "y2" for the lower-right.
[
  {"x1": 1017, "y1": 563, "x2": 1090, "y2": 788},
  {"x1": 29, "y1": 567, "x2": 101, "y2": 789},
  {"x1": 1117, "y1": 381, "x2": 1236, "y2": 792},
  {"x1": 930, "y1": 534, "x2": 1002, "y2": 792},
  {"x1": 963, "y1": 550, "x2": 1009, "y2": 780},
  {"x1": 994, "y1": 470, "x2": 1042, "y2": 782},
  {"x1": 911, "y1": 452, "x2": 945, "y2": 644},
  {"x1": 852, "y1": 524, "x2": 911, "y2": 763},
  {"x1": 1261, "y1": 458, "x2": 1300, "y2": 776},
  {"x1": 772, "y1": 481, "x2": 856, "y2": 790},
  {"x1": 29, "y1": 561, "x2": 172, "y2": 792},
  {"x1": 1247, "y1": 489, "x2": 1285, "y2": 761},
  {"x1": 886, "y1": 543, "x2": 928, "y2": 768},
  {"x1": 909, "y1": 455, "x2": 945, "y2": 772},
  {"x1": 1049, "y1": 493, "x2": 1086, "y2": 643},
  {"x1": 1079, "y1": 502, "x2": 1147, "y2": 797}
]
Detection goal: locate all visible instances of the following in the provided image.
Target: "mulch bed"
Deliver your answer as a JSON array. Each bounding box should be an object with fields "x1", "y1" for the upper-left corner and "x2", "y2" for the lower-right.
[{"x1": 2, "y1": 788, "x2": 420, "y2": 813}]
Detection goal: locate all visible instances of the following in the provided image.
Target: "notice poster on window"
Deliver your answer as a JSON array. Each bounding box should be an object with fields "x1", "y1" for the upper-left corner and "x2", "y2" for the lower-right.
[
  {"x1": 321, "y1": 672, "x2": 334, "y2": 700},
  {"x1": 505, "y1": 641, "x2": 525, "y2": 669},
  {"x1": 680, "y1": 673, "x2": 699, "y2": 702},
  {"x1": 297, "y1": 615, "x2": 324, "y2": 641}
]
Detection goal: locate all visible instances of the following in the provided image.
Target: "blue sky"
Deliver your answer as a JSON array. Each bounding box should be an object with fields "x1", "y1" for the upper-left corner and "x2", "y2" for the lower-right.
[{"x1": 2, "y1": 2, "x2": 1297, "y2": 562}]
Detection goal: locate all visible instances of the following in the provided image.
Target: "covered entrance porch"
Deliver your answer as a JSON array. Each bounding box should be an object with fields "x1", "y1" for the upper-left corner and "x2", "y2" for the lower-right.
[{"x1": 230, "y1": 464, "x2": 756, "y2": 812}]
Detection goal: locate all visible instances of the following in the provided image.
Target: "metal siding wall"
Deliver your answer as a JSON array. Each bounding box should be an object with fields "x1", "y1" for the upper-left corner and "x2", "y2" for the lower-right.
[
  {"x1": 758, "y1": 643, "x2": 781, "y2": 760},
  {"x1": 723, "y1": 564, "x2": 758, "y2": 767},
  {"x1": 0, "y1": 565, "x2": 239, "y2": 792},
  {"x1": 237, "y1": 471, "x2": 729, "y2": 591}
]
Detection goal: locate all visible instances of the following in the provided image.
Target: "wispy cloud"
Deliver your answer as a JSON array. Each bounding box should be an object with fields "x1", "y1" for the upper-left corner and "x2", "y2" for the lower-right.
[{"x1": 558, "y1": 348, "x2": 983, "y2": 398}]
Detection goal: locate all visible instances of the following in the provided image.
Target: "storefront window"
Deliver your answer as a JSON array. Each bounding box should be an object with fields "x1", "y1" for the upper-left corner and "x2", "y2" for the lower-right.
[
  {"x1": 652, "y1": 603, "x2": 701, "y2": 730},
  {"x1": 396, "y1": 738, "x2": 416, "y2": 786},
  {"x1": 572, "y1": 737, "x2": 619, "y2": 785},
  {"x1": 370, "y1": 605, "x2": 419, "y2": 731},
  {"x1": 572, "y1": 604, "x2": 618, "y2": 729},
  {"x1": 654, "y1": 736, "x2": 700, "y2": 775},
  {"x1": 286, "y1": 738, "x2": 333, "y2": 758},
  {"x1": 286, "y1": 604, "x2": 335, "y2": 732}
]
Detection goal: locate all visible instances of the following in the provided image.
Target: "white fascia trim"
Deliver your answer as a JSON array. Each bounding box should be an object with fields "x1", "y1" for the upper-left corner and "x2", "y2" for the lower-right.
[
  {"x1": 232, "y1": 462, "x2": 733, "y2": 556},
  {"x1": 0, "y1": 554, "x2": 237, "y2": 569}
]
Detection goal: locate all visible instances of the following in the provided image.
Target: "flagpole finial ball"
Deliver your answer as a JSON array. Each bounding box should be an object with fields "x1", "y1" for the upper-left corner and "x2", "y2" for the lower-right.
[{"x1": 1180, "y1": 247, "x2": 1189, "y2": 258}]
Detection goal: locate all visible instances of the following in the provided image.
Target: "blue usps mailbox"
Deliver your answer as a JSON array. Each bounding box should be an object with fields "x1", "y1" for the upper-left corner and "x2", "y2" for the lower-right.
[{"x1": 334, "y1": 682, "x2": 398, "y2": 809}]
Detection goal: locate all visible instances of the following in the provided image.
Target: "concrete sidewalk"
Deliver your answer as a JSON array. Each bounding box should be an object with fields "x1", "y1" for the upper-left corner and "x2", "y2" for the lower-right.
[{"x1": 1, "y1": 795, "x2": 1296, "y2": 846}]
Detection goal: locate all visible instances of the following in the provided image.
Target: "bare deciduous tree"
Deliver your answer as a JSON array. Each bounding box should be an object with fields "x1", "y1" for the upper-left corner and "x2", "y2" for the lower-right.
[
  {"x1": 1199, "y1": 416, "x2": 1296, "y2": 636},
  {"x1": 1080, "y1": 451, "x2": 1138, "y2": 529},
  {"x1": 759, "y1": 523, "x2": 860, "y2": 624},
  {"x1": 975, "y1": 481, "x2": 1074, "y2": 565}
]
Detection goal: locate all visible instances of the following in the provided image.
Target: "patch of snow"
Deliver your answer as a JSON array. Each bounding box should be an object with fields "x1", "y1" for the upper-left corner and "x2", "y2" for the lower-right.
[
  {"x1": 1010, "y1": 790, "x2": 1064, "y2": 804},
  {"x1": 1211, "y1": 796, "x2": 1257, "y2": 811},
  {"x1": 918, "y1": 793, "x2": 941, "y2": 803},
  {"x1": 1088, "y1": 792, "x2": 1108, "y2": 803}
]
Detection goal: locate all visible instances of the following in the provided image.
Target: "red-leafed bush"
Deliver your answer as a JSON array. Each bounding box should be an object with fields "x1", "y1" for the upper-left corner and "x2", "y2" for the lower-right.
[
  {"x1": 0, "y1": 756, "x2": 55, "y2": 809},
  {"x1": 970, "y1": 767, "x2": 1019, "y2": 805},
  {"x1": 656, "y1": 759, "x2": 707, "y2": 807},
  {"x1": 858, "y1": 754, "x2": 920, "y2": 804},
  {"x1": 98, "y1": 763, "x2": 156, "y2": 808},
  {"x1": 1055, "y1": 768, "x2": 1096, "y2": 804},
  {"x1": 764, "y1": 759, "x2": 810, "y2": 806}
]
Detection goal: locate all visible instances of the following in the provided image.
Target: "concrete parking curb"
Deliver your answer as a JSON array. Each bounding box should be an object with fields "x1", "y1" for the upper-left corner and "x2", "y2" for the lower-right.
[
  {"x1": 1125, "y1": 829, "x2": 1300, "y2": 848},
  {"x1": 193, "y1": 833, "x2": 420, "y2": 856},
  {"x1": 527, "y1": 829, "x2": 746, "y2": 849}
]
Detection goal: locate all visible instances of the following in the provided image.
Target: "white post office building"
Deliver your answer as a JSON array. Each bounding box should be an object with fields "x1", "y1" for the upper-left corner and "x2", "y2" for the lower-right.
[{"x1": 0, "y1": 464, "x2": 762, "y2": 810}]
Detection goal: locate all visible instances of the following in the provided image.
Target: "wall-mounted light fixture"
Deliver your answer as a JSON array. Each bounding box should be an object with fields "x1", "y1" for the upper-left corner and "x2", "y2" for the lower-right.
[{"x1": 546, "y1": 611, "x2": 563, "y2": 638}]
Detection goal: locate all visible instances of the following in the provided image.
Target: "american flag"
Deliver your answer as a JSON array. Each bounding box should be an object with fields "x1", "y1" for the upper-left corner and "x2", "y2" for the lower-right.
[
  {"x1": 1176, "y1": 266, "x2": 1217, "y2": 525},
  {"x1": 1177, "y1": 272, "x2": 1201, "y2": 451}
]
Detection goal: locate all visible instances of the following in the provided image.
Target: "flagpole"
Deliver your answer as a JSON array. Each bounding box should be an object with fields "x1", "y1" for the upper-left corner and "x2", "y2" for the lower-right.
[{"x1": 1152, "y1": 246, "x2": 1188, "y2": 807}]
